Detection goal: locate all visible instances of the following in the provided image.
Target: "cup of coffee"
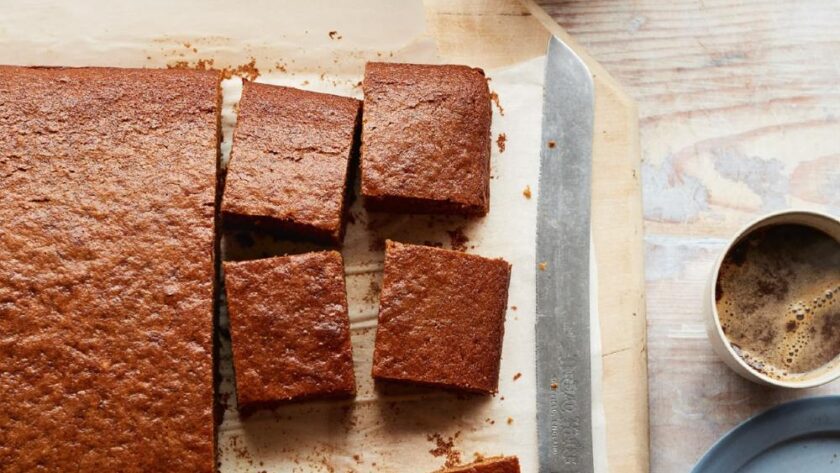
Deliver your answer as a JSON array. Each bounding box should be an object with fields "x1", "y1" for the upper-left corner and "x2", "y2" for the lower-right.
[{"x1": 705, "y1": 209, "x2": 840, "y2": 388}]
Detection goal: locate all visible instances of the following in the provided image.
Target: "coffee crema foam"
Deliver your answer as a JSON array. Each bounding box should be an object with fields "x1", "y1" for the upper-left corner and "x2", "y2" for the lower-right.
[{"x1": 716, "y1": 224, "x2": 840, "y2": 382}]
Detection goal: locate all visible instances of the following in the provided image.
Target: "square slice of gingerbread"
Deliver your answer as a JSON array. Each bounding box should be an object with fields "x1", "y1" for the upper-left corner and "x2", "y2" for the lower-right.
[
  {"x1": 372, "y1": 241, "x2": 511, "y2": 394},
  {"x1": 361, "y1": 62, "x2": 492, "y2": 215},
  {"x1": 437, "y1": 456, "x2": 520, "y2": 473},
  {"x1": 223, "y1": 251, "x2": 356, "y2": 412},
  {"x1": 222, "y1": 82, "x2": 361, "y2": 244}
]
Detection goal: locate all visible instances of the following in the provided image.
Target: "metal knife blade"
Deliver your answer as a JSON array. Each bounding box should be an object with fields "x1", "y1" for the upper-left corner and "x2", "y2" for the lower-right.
[{"x1": 535, "y1": 36, "x2": 596, "y2": 473}]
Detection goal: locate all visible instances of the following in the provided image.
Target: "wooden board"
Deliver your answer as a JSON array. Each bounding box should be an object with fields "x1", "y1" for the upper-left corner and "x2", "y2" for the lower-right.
[
  {"x1": 425, "y1": 1, "x2": 648, "y2": 471},
  {"x1": 539, "y1": 1, "x2": 839, "y2": 471}
]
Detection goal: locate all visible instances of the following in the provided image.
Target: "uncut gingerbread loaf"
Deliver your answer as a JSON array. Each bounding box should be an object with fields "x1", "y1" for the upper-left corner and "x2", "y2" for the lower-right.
[{"x1": 0, "y1": 67, "x2": 220, "y2": 473}]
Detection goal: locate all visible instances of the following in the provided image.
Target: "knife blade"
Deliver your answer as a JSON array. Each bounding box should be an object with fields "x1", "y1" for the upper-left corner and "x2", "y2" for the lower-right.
[{"x1": 535, "y1": 36, "x2": 596, "y2": 473}]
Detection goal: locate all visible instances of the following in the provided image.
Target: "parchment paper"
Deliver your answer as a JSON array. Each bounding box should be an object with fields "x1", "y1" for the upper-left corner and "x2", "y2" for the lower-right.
[{"x1": 0, "y1": 1, "x2": 605, "y2": 471}]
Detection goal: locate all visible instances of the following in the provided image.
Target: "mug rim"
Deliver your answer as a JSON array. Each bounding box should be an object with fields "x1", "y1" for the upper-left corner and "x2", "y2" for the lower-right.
[{"x1": 708, "y1": 209, "x2": 840, "y2": 388}]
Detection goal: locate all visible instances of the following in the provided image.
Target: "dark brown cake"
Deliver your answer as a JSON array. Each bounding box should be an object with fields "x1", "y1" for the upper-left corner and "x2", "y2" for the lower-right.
[
  {"x1": 438, "y1": 456, "x2": 521, "y2": 473},
  {"x1": 0, "y1": 67, "x2": 220, "y2": 472},
  {"x1": 372, "y1": 241, "x2": 511, "y2": 394},
  {"x1": 360, "y1": 62, "x2": 492, "y2": 215},
  {"x1": 222, "y1": 82, "x2": 361, "y2": 244},
  {"x1": 223, "y1": 251, "x2": 356, "y2": 411}
]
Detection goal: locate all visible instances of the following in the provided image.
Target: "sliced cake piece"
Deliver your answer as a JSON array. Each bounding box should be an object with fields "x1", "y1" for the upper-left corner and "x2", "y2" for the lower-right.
[
  {"x1": 0, "y1": 66, "x2": 220, "y2": 473},
  {"x1": 361, "y1": 62, "x2": 492, "y2": 215},
  {"x1": 223, "y1": 251, "x2": 356, "y2": 412},
  {"x1": 222, "y1": 82, "x2": 361, "y2": 244},
  {"x1": 372, "y1": 240, "x2": 511, "y2": 394},
  {"x1": 437, "y1": 456, "x2": 521, "y2": 473}
]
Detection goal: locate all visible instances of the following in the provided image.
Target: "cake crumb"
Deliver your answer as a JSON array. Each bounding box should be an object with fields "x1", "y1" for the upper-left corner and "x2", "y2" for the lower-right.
[
  {"x1": 507, "y1": 417, "x2": 514, "y2": 425},
  {"x1": 511, "y1": 305, "x2": 518, "y2": 311},
  {"x1": 447, "y1": 227, "x2": 469, "y2": 252},
  {"x1": 522, "y1": 185, "x2": 532, "y2": 199},
  {"x1": 427, "y1": 433, "x2": 461, "y2": 468},
  {"x1": 195, "y1": 58, "x2": 214, "y2": 71},
  {"x1": 550, "y1": 383, "x2": 558, "y2": 390},
  {"x1": 168, "y1": 58, "x2": 216, "y2": 71},
  {"x1": 222, "y1": 58, "x2": 260, "y2": 81},
  {"x1": 538, "y1": 262, "x2": 547, "y2": 271},
  {"x1": 364, "y1": 279, "x2": 381, "y2": 304},
  {"x1": 490, "y1": 91, "x2": 505, "y2": 116},
  {"x1": 548, "y1": 140, "x2": 556, "y2": 148},
  {"x1": 496, "y1": 133, "x2": 507, "y2": 153},
  {"x1": 513, "y1": 372, "x2": 522, "y2": 381},
  {"x1": 328, "y1": 30, "x2": 343, "y2": 40}
]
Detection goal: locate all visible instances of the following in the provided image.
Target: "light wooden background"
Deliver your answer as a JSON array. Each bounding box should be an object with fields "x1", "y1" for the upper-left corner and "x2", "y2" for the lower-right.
[{"x1": 538, "y1": 1, "x2": 840, "y2": 471}]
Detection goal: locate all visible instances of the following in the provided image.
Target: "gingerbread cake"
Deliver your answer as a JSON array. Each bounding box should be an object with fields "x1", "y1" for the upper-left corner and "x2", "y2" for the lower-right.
[
  {"x1": 0, "y1": 67, "x2": 220, "y2": 472},
  {"x1": 438, "y1": 456, "x2": 521, "y2": 473},
  {"x1": 372, "y1": 240, "x2": 511, "y2": 394},
  {"x1": 223, "y1": 251, "x2": 356, "y2": 412},
  {"x1": 222, "y1": 82, "x2": 361, "y2": 244},
  {"x1": 360, "y1": 62, "x2": 492, "y2": 215}
]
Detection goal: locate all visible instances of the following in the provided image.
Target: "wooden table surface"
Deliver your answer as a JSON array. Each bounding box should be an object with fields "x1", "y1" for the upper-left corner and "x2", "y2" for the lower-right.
[{"x1": 537, "y1": 1, "x2": 840, "y2": 471}]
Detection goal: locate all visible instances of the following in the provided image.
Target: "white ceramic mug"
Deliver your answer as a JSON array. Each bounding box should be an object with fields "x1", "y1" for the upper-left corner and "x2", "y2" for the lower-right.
[{"x1": 705, "y1": 209, "x2": 840, "y2": 388}]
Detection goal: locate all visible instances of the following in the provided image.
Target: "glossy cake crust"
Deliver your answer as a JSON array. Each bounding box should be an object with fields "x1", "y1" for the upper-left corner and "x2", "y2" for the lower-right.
[{"x1": 0, "y1": 66, "x2": 220, "y2": 472}]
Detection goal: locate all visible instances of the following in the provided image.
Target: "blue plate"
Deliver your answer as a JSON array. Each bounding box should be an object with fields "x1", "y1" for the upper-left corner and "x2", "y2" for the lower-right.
[{"x1": 692, "y1": 396, "x2": 840, "y2": 473}]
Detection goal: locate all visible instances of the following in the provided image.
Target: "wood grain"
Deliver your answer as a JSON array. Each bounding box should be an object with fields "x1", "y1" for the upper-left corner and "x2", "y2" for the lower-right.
[{"x1": 537, "y1": 1, "x2": 840, "y2": 471}]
